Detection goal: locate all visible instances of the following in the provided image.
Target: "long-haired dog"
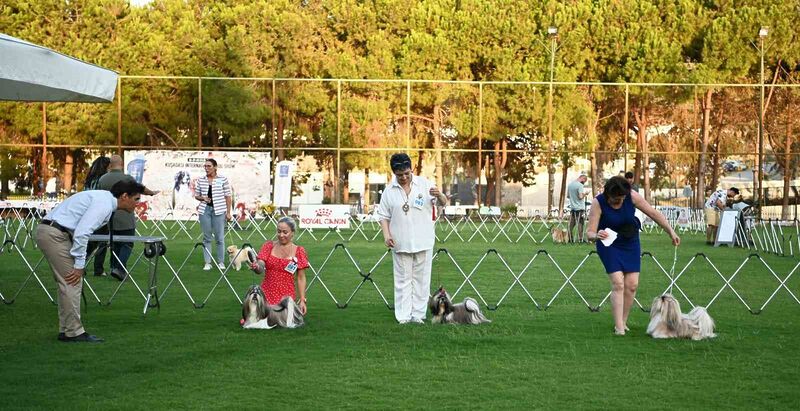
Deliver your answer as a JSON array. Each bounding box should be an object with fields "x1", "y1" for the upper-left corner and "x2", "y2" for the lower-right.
[
  {"x1": 428, "y1": 287, "x2": 491, "y2": 325},
  {"x1": 227, "y1": 245, "x2": 256, "y2": 271},
  {"x1": 647, "y1": 294, "x2": 716, "y2": 340},
  {"x1": 241, "y1": 285, "x2": 304, "y2": 329},
  {"x1": 551, "y1": 227, "x2": 569, "y2": 244}
]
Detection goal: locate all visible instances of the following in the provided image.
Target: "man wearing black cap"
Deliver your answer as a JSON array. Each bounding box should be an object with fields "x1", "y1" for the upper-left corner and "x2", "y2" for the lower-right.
[{"x1": 377, "y1": 153, "x2": 447, "y2": 324}]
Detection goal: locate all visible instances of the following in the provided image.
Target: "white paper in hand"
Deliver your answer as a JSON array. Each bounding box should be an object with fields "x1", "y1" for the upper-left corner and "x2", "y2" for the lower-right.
[{"x1": 600, "y1": 228, "x2": 618, "y2": 247}]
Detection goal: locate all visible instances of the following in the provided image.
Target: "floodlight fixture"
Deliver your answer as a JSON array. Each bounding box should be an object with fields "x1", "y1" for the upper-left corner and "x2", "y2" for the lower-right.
[
  {"x1": 758, "y1": 27, "x2": 768, "y2": 38},
  {"x1": 548, "y1": 26, "x2": 558, "y2": 36}
]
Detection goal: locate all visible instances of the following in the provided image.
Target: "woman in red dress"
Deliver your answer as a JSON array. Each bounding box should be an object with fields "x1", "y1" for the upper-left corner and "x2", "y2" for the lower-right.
[{"x1": 250, "y1": 217, "x2": 308, "y2": 314}]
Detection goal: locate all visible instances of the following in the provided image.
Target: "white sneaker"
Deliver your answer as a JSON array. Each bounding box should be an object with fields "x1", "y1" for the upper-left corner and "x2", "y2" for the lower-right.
[
  {"x1": 218, "y1": 263, "x2": 226, "y2": 270},
  {"x1": 410, "y1": 318, "x2": 425, "y2": 324},
  {"x1": 203, "y1": 263, "x2": 212, "y2": 271},
  {"x1": 398, "y1": 320, "x2": 410, "y2": 325}
]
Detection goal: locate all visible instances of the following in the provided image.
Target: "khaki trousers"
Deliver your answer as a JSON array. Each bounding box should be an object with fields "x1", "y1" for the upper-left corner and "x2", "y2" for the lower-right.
[{"x1": 35, "y1": 224, "x2": 85, "y2": 337}]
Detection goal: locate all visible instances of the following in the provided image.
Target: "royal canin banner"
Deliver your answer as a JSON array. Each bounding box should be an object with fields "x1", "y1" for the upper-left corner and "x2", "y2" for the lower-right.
[{"x1": 297, "y1": 205, "x2": 351, "y2": 229}]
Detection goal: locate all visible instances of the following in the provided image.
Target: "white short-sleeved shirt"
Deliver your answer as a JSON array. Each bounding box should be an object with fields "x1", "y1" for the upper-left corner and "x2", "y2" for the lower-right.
[
  {"x1": 705, "y1": 189, "x2": 727, "y2": 210},
  {"x1": 376, "y1": 174, "x2": 436, "y2": 253}
]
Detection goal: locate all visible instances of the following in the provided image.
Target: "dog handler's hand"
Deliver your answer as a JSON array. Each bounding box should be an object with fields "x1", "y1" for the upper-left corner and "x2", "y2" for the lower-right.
[
  {"x1": 65, "y1": 268, "x2": 84, "y2": 286},
  {"x1": 596, "y1": 229, "x2": 608, "y2": 240},
  {"x1": 385, "y1": 236, "x2": 395, "y2": 248},
  {"x1": 670, "y1": 231, "x2": 681, "y2": 246},
  {"x1": 299, "y1": 300, "x2": 307, "y2": 315}
]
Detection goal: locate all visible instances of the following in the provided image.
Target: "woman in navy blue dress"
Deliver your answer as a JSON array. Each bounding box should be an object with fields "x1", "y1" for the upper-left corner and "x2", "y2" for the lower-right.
[{"x1": 586, "y1": 176, "x2": 680, "y2": 335}]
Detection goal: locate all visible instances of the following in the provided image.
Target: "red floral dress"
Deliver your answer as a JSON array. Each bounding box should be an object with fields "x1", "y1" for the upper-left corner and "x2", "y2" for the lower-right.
[{"x1": 257, "y1": 241, "x2": 309, "y2": 305}]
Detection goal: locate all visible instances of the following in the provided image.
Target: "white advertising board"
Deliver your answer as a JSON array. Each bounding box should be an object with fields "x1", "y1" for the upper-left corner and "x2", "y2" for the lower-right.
[
  {"x1": 298, "y1": 204, "x2": 351, "y2": 229},
  {"x1": 124, "y1": 150, "x2": 271, "y2": 220}
]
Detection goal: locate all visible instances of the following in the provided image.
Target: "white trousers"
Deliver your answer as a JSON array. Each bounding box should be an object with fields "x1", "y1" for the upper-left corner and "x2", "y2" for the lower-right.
[{"x1": 392, "y1": 249, "x2": 432, "y2": 322}]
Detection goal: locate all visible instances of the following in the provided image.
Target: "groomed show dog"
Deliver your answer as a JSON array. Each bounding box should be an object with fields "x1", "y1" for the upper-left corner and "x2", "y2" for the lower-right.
[
  {"x1": 241, "y1": 285, "x2": 304, "y2": 329},
  {"x1": 551, "y1": 227, "x2": 569, "y2": 244},
  {"x1": 647, "y1": 294, "x2": 716, "y2": 340},
  {"x1": 428, "y1": 287, "x2": 491, "y2": 325},
  {"x1": 227, "y1": 245, "x2": 256, "y2": 271}
]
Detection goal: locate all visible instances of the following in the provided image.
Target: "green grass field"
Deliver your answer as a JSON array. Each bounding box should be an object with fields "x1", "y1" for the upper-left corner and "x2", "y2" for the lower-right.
[{"x1": 1, "y1": 220, "x2": 799, "y2": 409}]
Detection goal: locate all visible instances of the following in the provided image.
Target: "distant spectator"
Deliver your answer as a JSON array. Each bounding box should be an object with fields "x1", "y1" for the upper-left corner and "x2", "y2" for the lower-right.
[
  {"x1": 83, "y1": 156, "x2": 110, "y2": 191},
  {"x1": 624, "y1": 171, "x2": 639, "y2": 193},
  {"x1": 704, "y1": 187, "x2": 739, "y2": 244},
  {"x1": 567, "y1": 173, "x2": 589, "y2": 242}
]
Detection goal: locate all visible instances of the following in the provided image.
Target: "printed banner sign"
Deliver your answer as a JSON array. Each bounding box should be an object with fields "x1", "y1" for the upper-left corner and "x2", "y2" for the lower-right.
[
  {"x1": 298, "y1": 204, "x2": 351, "y2": 229},
  {"x1": 273, "y1": 160, "x2": 295, "y2": 208},
  {"x1": 124, "y1": 150, "x2": 271, "y2": 220}
]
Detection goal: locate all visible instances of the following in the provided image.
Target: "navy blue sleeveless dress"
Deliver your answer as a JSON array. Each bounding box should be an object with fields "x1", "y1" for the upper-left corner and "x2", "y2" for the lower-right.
[{"x1": 595, "y1": 193, "x2": 641, "y2": 273}]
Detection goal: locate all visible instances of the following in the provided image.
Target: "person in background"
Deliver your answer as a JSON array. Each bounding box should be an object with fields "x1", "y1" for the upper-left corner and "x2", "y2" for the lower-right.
[
  {"x1": 194, "y1": 158, "x2": 232, "y2": 270},
  {"x1": 95, "y1": 155, "x2": 159, "y2": 281},
  {"x1": 586, "y1": 176, "x2": 680, "y2": 336},
  {"x1": 624, "y1": 171, "x2": 640, "y2": 193},
  {"x1": 377, "y1": 153, "x2": 447, "y2": 324},
  {"x1": 567, "y1": 172, "x2": 589, "y2": 243},
  {"x1": 83, "y1": 156, "x2": 111, "y2": 191},
  {"x1": 36, "y1": 180, "x2": 145, "y2": 343},
  {"x1": 704, "y1": 187, "x2": 739, "y2": 245},
  {"x1": 83, "y1": 155, "x2": 111, "y2": 277}
]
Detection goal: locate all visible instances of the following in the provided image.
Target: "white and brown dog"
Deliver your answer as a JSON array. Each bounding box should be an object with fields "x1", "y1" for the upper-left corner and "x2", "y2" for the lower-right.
[
  {"x1": 647, "y1": 294, "x2": 716, "y2": 340},
  {"x1": 551, "y1": 227, "x2": 569, "y2": 244},
  {"x1": 241, "y1": 285, "x2": 304, "y2": 329},
  {"x1": 428, "y1": 287, "x2": 491, "y2": 325},
  {"x1": 227, "y1": 245, "x2": 256, "y2": 271}
]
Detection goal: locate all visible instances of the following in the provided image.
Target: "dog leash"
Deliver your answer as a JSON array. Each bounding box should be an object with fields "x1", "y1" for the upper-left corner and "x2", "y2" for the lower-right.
[{"x1": 667, "y1": 245, "x2": 678, "y2": 295}]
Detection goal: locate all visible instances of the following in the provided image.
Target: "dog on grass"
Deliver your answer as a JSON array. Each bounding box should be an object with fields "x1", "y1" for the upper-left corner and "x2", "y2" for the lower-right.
[
  {"x1": 241, "y1": 285, "x2": 304, "y2": 329},
  {"x1": 646, "y1": 294, "x2": 716, "y2": 340},
  {"x1": 428, "y1": 287, "x2": 491, "y2": 325},
  {"x1": 227, "y1": 245, "x2": 256, "y2": 271},
  {"x1": 551, "y1": 227, "x2": 569, "y2": 244}
]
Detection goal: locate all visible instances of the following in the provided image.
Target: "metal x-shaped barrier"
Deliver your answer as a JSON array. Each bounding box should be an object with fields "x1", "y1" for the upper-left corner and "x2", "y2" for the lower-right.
[{"x1": 5, "y1": 236, "x2": 800, "y2": 316}]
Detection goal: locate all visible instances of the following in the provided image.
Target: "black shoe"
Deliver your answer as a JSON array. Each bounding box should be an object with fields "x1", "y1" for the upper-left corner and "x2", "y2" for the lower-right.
[
  {"x1": 57, "y1": 332, "x2": 67, "y2": 341},
  {"x1": 110, "y1": 269, "x2": 126, "y2": 282},
  {"x1": 60, "y1": 332, "x2": 104, "y2": 343}
]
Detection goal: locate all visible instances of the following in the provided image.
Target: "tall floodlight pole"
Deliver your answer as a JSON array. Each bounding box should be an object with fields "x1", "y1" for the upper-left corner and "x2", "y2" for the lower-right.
[
  {"x1": 546, "y1": 26, "x2": 557, "y2": 215},
  {"x1": 757, "y1": 27, "x2": 768, "y2": 217}
]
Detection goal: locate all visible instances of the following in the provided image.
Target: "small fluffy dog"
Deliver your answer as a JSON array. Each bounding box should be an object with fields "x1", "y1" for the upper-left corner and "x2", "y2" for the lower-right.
[
  {"x1": 227, "y1": 245, "x2": 256, "y2": 271},
  {"x1": 647, "y1": 294, "x2": 716, "y2": 340},
  {"x1": 241, "y1": 285, "x2": 304, "y2": 329},
  {"x1": 428, "y1": 287, "x2": 491, "y2": 325},
  {"x1": 551, "y1": 227, "x2": 569, "y2": 243}
]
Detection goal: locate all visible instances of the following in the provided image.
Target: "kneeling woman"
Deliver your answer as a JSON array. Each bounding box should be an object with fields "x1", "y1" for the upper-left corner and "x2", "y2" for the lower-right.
[
  {"x1": 250, "y1": 217, "x2": 308, "y2": 315},
  {"x1": 586, "y1": 176, "x2": 679, "y2": 335}
]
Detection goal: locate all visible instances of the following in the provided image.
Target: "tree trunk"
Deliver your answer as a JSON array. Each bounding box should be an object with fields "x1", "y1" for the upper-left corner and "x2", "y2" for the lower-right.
[
  {"x1": 276, "y1": 109, "x2": 285, "y2": 162},
  {"x1": 547, "y1": 163, "x2": 555, "y2": 214},
  {"x1": 632, "y1": 106, "x2": 650, "y2": 202},
  {"x1": 433, "y1": 105, "x2": 443, "y2": 190},
  {"x1": 558, "y1": 157, "x2": 568, "y2": 218},
  {"x1": 62, "y1": 150, "x2": 74, "y2": 194},
  {"x1": 364, "y1": 168, "x2": 371, "y2": 212},
  {"x1": 697, "y1": 89, "x2": 714, "y2": 208},
  {"x1": 493, "y1": 139, "x2": 507, "y2": 206},
  {"x1": 782, "y1": 102, "x2": 794, "y2": 220},
  {"x1": 484, "y1": 154, "x2": 494, "y2": 206},
  {"x1": 710, "y1": 138, "x2": 720, "y2": 194}
]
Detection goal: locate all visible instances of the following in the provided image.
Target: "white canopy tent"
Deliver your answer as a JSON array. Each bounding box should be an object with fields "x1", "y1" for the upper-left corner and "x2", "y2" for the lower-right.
[{"x1": 0, "y1": 32, "x2": 118, "y2": 103}]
